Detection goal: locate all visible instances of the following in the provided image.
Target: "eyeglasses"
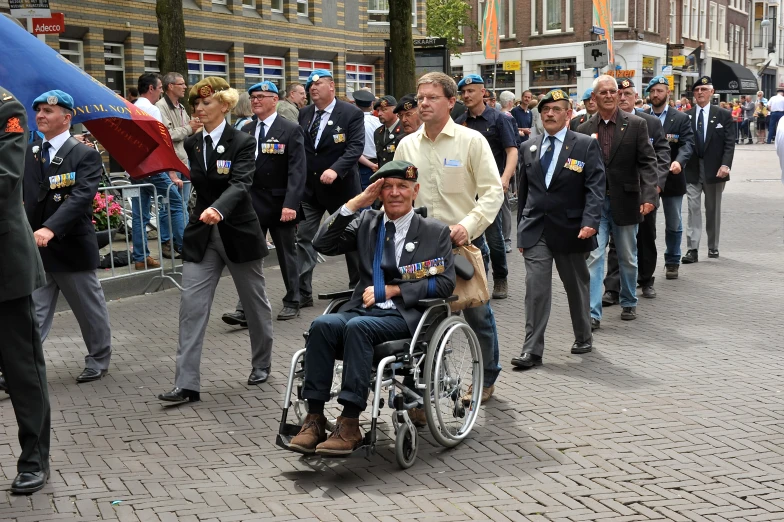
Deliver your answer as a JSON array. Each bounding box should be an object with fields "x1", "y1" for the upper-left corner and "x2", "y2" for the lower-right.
[
  {"x1": 693, "y1": 87, "x2": 712, "y2": 92},
  {"x1": 596, "y1": 89, "x2": 618, "y2": 96},
  {"x1": 540, "y1": 106, "x2": 568, "y2": 114},
  {"x1": 174, "y1": 82, "x2": 187, "y2": 87},
  {"x1": 250, "y1": 94, "x2": 276, "y2": 101},
  {"x1": 416, "y1": 95, "x2": 447, "y2": 104}
]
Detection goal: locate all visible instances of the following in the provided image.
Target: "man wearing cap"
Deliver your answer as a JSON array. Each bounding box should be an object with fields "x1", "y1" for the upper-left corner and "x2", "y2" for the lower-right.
[
  {"x1": 644, "y1": 75, "x2": 694, "y2": 280},
  {"x1": 767, "y1": 87, "x2": 784, "y2": 143},
  {"x1": 394, "y1": 72, "x2": 504, "y2": 405},
  {"x1": 221, "y1": 81, "x2": 306, "y2": 325},
  {"x1": 395, "y1": 94, "x2": 421, "y2": 134},
  {"x1": 511, "y1": 90, "x2": 533, "y2": 140},
  {"x1": 287, "y1": 161, "x2": 455, "y2": 455},
  {"x1": 577, "y1": 75, "x2": 658, "y2": 328},
  {"x1": 511, "y1": 89, "x2": 605, "y2": 368},
  {"x1": 683, "y1": 76, "x2": 734, "y2": 263},
  {"x1": 353, "y1": 89, "x2": 382, "y2": 190},
  {"x1": 455, "y1": 74, "x2": 518, "y2": 300},
  {"x1": 374, "y1": 95, "x2": 404, "y2": 168},
  {"x1": 23, "y1": 90, "x2": 113, "y2": 383},
  {"x1": 0, "y1": 85, "x2": 51, "y2": 494},
  {"x1": 297, "y1": 69, "x2": 365, "y2": 307},
  {"x1": 570, "y1": 89, "x2": 597, "y2": 130}
]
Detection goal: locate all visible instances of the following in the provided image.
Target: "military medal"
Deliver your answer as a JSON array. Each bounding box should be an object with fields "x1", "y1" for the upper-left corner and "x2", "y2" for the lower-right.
[{"x1": 53, "y1": 193, "x2": 62, "y2": 202}]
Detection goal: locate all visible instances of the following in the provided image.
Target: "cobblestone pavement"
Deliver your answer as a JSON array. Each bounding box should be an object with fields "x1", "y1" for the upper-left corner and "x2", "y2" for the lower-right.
[{"x1": 2, "y1": 145, "x2": 784, "y2": 521}]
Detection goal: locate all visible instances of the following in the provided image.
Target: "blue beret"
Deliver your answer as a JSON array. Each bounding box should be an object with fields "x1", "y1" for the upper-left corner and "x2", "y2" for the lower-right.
[
  {"x1": 457, "y1": 74, "x2": 484, "y2": 89},
  {"x1": 248, "y1": 81, "x2": 279, "y2": 95},
  {"x1": 32, "y1": 90, "x2": 74, "y2": 111},
  {"x1": 581, "y1": 88, "x2": 593, "y2": 101},
  {"x1": 646, "y1": 76, "x2": 670, "y2": 92},
  {"x1": 305, "y1": 69, "x2": 333, "y2": 91}
]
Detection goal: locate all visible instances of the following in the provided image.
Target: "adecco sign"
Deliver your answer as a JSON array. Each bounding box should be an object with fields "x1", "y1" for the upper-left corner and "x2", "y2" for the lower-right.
[{"x1": 32, "y1": 12, "x2": 64, "y2": 34}]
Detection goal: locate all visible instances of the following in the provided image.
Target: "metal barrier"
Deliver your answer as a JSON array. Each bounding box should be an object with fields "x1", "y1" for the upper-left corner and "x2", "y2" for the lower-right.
[{"x1": 154, "y1": 180, "x2": 192, "y2": 288}]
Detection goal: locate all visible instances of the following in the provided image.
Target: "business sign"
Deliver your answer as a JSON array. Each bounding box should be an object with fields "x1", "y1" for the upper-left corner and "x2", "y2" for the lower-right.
[
  {"x1": 584, "y1": 40, "x2": 609, "y2": 69},
  {"x1": 672, "y1": 55, "x2": 686, "y2": 67},
  {"x1": 503, "y1": 60, "x2": 520, "y2": 71},
  {"x1": 9, "y1": 0, "x2": 51, "y2": 18},
  {"x1": 32, "y1": 12, "x2": 64, "y2": 34},
  {"x1": 661, "y1": 65, "x2": 673, "y2": 76},
  {"x1": 592, "y1": 0, "x2": 614, "y2": 66},
  {"x1": 666, "y1": 75, "x2": 675, "y2": 90},
  {"x1": 607, "y1": 69, "x2": 635, "y2": 78}
]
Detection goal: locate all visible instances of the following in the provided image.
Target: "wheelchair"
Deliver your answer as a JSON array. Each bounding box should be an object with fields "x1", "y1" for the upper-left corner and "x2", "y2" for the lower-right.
[{"x1": 275, "y1": 288, "x2": 484, "y2": 469}]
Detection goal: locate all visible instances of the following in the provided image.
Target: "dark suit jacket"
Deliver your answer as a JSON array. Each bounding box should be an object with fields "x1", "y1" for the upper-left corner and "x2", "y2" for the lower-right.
[
  {"x1": 645, "y1": 107, "x2": 695, "y2": 196},
  {"x1": 633, "y1": 110, "x2": 671, "y2": 193},
  {"x1": 374, "y1": 120, "x2": 405, "y2": 167},
  {"x1": 684, "y1": 104, "x2": 735, "y2": 185},
  {"x1": 517, "y1": 130, "x2": 605, "y2": 253},
  {"x1": 299, "y1": 99, "x2": 364, "y2": 211},
  {"x1": 183, "y1": 124, "x2": 265, "y2": 263},
  {"x1": 569, "y1": 112, "x2": 592, "y2": 131},
  {"x1": 313, "y1": 209, "x2": 455, "y2": 335},
  {"x1": 0, "y1": 88, "x2": 45, "y2": 302},
  {"x1": 241, "y1": 115, "x2": 306, "y2": 228},
  {"x1": 23, "y1": 135, "x2": 102, "y2": 273},
  {"x1": 577, "y1": 109, "x2": 658, "y2": 226}
]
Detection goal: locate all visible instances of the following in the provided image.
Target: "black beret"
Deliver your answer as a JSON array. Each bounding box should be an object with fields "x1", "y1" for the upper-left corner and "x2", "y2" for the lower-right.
[
  {"x1": 696, "y1": 75, "x2": 712, "y2": 87},
  {"x1": 394, "y1": 93, "x2": 418, "y2": 113},
  {"x1": 617, "y1": 78, "x2": 635, "y2": 90},
  {"x1": 352, "y1": 89, "x2": 375, "y2": 107},
  {"x1": 369, "y1": 160, "x2": 418, "y2": 184}
]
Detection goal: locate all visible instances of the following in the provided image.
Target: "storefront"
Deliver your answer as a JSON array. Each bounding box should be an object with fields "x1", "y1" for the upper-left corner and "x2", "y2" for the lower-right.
[{"x1": 711, "y1": 58, "x2": 760, "y2": 101}]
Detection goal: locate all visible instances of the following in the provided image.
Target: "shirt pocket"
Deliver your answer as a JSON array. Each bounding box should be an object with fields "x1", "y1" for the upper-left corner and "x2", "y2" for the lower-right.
[{"x1": 441, "y1": 166, "x2": 466, "y2": 194}]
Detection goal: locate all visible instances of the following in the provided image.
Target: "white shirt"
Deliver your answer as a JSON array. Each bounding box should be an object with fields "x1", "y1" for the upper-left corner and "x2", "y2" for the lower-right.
[
  {"x1": 540, "y1": 126, "x2": 568, "y2": 188},
  {"x1": 254, "y1": 112, "x2": 278, "y2": 159},
  {"x1": 134, "y1": 96, "x2": 162, "y2": 122},
  {"x1": 695, "y1": 103, "x2": 711, "y2": 143},
  {"x1": 203, "y1": 119, "x2": 228, "y2": 219},
  {"x1": 776, "y1": 115, "x2": 784, "y2": 184},
  {"x1": 311, "y1": 98, "x2": 337, "y2": 147},
  {"x1": 362, "y1": 112, "x2": 382, "y2": 158},
  {"x1": 42, "y1": 129, "x2": 72, "y2": 161},
  {"x1": 768, "y1": 94, "x2": 784, "y2": 112}
]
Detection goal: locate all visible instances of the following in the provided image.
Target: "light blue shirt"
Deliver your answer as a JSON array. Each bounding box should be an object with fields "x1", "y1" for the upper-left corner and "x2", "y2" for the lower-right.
[
  {"x1": 540, "y1": 126, "x2": 568, "y2": 188},
  {"x1": 652, "y1": 105, "x2": 669, "y2": 126}
]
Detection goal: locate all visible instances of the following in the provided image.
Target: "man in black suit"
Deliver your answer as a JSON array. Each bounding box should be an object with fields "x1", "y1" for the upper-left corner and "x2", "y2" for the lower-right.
[
  {"x1": 221, "y1": 81, "x2": 306, "y2": 323},
  {"x1": 577, "y1": 75, "x2": 658, "y2": 328},
  {"x1": 569, "y1": 88, "x2": 597, "y2": 131},
  {"x1": 0, "y1": 85, "x2": 51, "y2": 494},
  {"x1": 374, "y1": 95, "x2": 404, "y2": 168},
  {"x1": 287, "y1": 161, "x2": 455, "y2": 456},
  {"x1": 297, "y1": 69, "x2": 365, "y2": 307},
  {"x1": 511, "y1": 89, "x2": 605, "y2": 369},
  {"x1": 604, "y1": 79, "x2": 670, "y2": 300},
  {"x1": 23, "y1": 90, "x2": 113, "y2": 383},
  {"x1": 683, "y1": 76, "x2": 734, "y2": 263},
  {"x1": 646, "y1": 76, "x2": 695, "y2": 280}
]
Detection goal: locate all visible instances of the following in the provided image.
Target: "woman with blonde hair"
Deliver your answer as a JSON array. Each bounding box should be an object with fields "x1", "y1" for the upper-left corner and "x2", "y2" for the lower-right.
[{"x1": 158, "y1": 77, "x2": 274, "y2": 404}]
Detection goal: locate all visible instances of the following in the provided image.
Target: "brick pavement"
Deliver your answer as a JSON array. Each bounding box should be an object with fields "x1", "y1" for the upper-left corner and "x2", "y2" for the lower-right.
[{"x1": 2, "y1": 145, "x2": 784, "y2": 521}]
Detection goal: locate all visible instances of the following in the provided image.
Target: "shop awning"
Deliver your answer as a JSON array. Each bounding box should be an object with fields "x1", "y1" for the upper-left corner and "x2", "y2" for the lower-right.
[{"x1": 711, "y1": 59, "x2": 759, "y2": 95}]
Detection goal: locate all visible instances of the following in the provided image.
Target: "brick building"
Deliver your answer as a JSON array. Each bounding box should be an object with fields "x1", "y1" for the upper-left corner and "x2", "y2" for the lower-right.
[{"x1": 1, "y1": 0, "x2": 426, "y2": 99}]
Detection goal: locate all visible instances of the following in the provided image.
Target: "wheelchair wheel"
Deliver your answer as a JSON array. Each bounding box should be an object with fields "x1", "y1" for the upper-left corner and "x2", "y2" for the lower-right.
[
  {"x1": 395, "y1": 423, "x2": 418, "y2": 469},
  {"x1": 424, "y1": 315, "x2": 483, "y2": 448}
]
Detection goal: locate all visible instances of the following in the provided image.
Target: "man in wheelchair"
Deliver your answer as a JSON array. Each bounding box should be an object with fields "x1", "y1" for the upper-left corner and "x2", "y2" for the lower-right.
[{"x1": 288, "y1": 160, "x2": 456, "y2": 455}]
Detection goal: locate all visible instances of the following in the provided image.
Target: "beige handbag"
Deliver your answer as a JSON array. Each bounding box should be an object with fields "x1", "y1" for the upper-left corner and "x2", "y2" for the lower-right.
[{"x1": 450, "y1": 244, "x2": 490, "y2": 311}]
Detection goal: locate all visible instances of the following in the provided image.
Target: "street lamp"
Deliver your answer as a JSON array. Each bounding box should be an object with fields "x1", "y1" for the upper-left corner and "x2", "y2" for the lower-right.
[{"x1": 761, "y1": 18, "x2": 775, "y2": 55}]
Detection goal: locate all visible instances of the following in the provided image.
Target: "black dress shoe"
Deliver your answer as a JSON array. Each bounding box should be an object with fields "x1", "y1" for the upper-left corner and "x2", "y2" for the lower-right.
[
  {"x1": 10, "y1": 469, "x2": 49, "y2": 494},
  {"x1": 0, "y1": 372, "x2": 7, "y2": 393},
  {"x1": 571, "y1": 341, "x2": 593, "y2": 354},
  {"x1": 682, "y1": 249, "x2": 698, "y2": 264},
  {"x1": 277, "y1": 306, "x2": 300, "y2": 321},
  {"x1": 76, "y1": 368, "x2": 108, "y2": 383},
  {"x1": 602, "y1": 291, "x2": 619, "y2": 306},
  {"x1": 591, "y1": 318, "x2": 601, "y2": 331},
  {"x1": 621, "y1": 306, "x2": 637, "y2": 320},
  {"x1": 641, "y1": 285, "x2": 656, "y2": 298},
  {"x1": 248, "y1": 367, "x2": 270, "y2": 385},
  {"x1": 708, "y1": 249, "x2": 719, "y2": 258},
  {"x1": 158, "y1": 387, "x2": 200, "y2": 403},
  {"x1": 222, "y1": 311, "x2": 248, "y2": 327},
  {"x1": 299, "y1": 296, "x2": 314, "y2": 308},
  {"x1": 510, "y1": 353, "x2": 542, "y2": 369}
]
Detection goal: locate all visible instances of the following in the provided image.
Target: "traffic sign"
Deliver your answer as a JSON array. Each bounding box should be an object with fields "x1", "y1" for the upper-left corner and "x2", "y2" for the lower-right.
[
  {"x1": 32, "y1": 12, "x2": 64, "y2": 34},
  {"x1": 9, "y1": 0, "x2": 51, "y2": 18},
  {"x1": 591, "y1": 26, "x2": 606, "y2": 36},
  {"x1": 584, "y1": 40, "x2": 609, "y2": 69}
]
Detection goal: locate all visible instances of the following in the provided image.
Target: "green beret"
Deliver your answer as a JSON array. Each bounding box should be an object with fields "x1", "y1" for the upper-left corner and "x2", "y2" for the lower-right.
[
  {"x1": 369, "y1": 160, "x2": 418, "y2": 184},
  {"x1": 539, "y1": 89, "x2": 570, "y2": 109},
  {"x1": 189, "y1": 76, "x2": 231, "y2": 107},
  {"x1": 374, "y1": 95, "x2": 397, "y2": 110}
]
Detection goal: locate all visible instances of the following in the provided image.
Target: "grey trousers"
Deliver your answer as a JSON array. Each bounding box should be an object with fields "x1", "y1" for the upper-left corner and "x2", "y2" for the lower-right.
[
  {"x1": 175, "y1": 226, "x2": 273, "y2": 391},
  {"x1": 501, "y1": 192, "x2": 512, "y2": 248},
  {"x1": 522, "y1": 236, "x2": 592, "y2": 357},
  {"x1": 237, "y1": 224, "x2": 299, "y2": 311},
  {"x1": 686, "y1": 181, "x2": 725, "y2": 251},
  {"x1": 33, "y1": 271, "x2": 112, "y2": 370}
]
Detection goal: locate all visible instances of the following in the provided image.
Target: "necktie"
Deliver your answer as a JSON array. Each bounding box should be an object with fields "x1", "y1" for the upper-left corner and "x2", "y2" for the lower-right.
[
  {"x1": 373, "y1": 220, "x2": 396, "y2": 305},
  {"x1": 310, "y1": 110, "x2": 324, "y2": 143},
  {"x1": 205, "y1": 135, "x2": 214, "y2": 167},
  {"x1": 257, "y1": 121, "x2": 265, "y2": 159},
  {"x1": 540, "y1": 136, "x2": 556, "y2": 180},
  {"x1": 696, "y1": 108, "x2": 705, "y2": 156},
  {"x1": 41, "y1": 142, "x2": 52, "y2": 172}
]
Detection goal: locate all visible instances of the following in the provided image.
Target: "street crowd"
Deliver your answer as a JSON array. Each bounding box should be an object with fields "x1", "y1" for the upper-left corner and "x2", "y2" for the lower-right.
[{"x1": 0, "y1": 65, "x2": 748, "y2": 490}]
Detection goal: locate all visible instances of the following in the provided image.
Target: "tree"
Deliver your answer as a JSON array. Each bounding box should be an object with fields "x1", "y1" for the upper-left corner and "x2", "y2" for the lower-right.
[
  {"x1": 156, "y1": 0, "x2": 188, "y2": 92},
  {"x1": 426, "y1": 0, "x2": 474, "y2": 55},
  {"x1": 389, "y1": 0, "x2": 416, "y2": 97}
]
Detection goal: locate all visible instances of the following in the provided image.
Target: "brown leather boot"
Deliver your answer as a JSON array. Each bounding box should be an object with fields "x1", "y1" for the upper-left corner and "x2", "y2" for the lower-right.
[
  {"x1": 315, "y1": 416, "x2": 363, "y2": 456},
  {"x1": 287, "y1": 413, "x2": 327, "y2": 454}
]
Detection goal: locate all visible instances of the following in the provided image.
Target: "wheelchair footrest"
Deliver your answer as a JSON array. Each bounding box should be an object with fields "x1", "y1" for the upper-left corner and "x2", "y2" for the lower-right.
[{"x1": 276, "y1": 426, "x2": 376, "y2": 458}]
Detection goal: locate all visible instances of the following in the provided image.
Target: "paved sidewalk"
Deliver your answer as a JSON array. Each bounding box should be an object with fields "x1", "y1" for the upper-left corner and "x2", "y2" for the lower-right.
[{"x1": 2, "y1": 145, "x2": 784, "y2": 521}]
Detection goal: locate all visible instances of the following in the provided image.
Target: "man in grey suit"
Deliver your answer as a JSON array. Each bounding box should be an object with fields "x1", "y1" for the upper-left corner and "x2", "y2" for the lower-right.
[
  {"x1": 577, "y1": 75, "x2": 658, "y2": 328},
  {"x1": 511, "y1": 89, "x2": 605, "y2": 369},
  {"x1": 0, "y1": 85, "x2": 51, "y2": 494}
]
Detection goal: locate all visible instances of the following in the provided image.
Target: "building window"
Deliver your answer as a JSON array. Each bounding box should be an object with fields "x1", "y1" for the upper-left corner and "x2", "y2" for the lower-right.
[
  {"x1": 368, "y1": 0, "x2": 417, "y2": 26},
  {"x1": 452, "y1": 66, "x2": 464, "y2": 86},
  {"x1": 718, "y1": 6, "x2": 725, "y2": 53},
  {"x1": 187, "y1": 51, "x2": 228, "y2": 86},
  {"x1": 244, "y1": 56, "x2": 285, "y2": 91},
  {"x1": 144, "y1": 46, "x2": 159, "y2": 72},
  {"x1": 212, "y1": 0, "x2": 227, "y2": 4},
  {"x1": 682, "y1": 0, "x2": 689, "y2": 38},
  {"x1": 699, "y1": 0, "x2": 707, "y2": 40},
  {"x1": 691, "y1": 0, "x2": 698, "y2": 38},
  {"x1": 646, "y1": 0, "x2": 657, "y2": 32},
  {"x1": 642, "y1": 56, "x2": 656, "y2": 85},
  {"x1": 740, "y1": 28, "x2": 745, "y2": 63},
  {"x1": 531, "y1": 0, "x2": 537, "y2": 34},
  {"x1": 509, "y1": 0, "x2": 516, "y2": 36},
  {"x1": 498, "y1": 0, "x2": 506, "y2": 37},
  {"x1": 243, "y1": 0, "x2": 256, "y2": 7},
  {"x1": 271, "y1": 0, "x2": 282, "y2": 11},
  {"x1": 709, "y1": 2, "x2": 717, "y2": 48},
  {"x1": 59, "y1": 39, "x2": 83, "y2": 69},
  {"x1": 729, "y1": 24, "x2": 735, "y2": 60},
  {"x1": 297, "y1": 0, "x2": 307, "y2": 16},
  {"x1": 670, "y1": 0, "x2": 677, "y2": 42},
  {"x1": 612, "y1": 0, "x2": 628, "y2": 26},
  {"x1": 528, "y1": 58, "x2": 577, "y2": 95},
  {"x1": 481, "y1": 63, "x2": 515, "y2": 90},
  {"x1": 298, "y1": 60, "x2": 333, "y2": 82},
  {"x1": 566, "y1": 0, "x2": 573, "y2": 31},
  {"x1": 346, "y1": 63, "x2": 374, "y2": 96},
  {"x1": 543, "y1": 0, "x2": 562, "y2": 32},
  {"x1": 104, "y1": 44, "x2": 125, "y2": 96}
]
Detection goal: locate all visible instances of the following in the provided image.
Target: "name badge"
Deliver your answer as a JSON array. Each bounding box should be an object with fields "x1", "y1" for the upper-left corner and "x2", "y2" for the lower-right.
[{"x1": 216, "y1": 160, "x2": 232, "y2": 175}]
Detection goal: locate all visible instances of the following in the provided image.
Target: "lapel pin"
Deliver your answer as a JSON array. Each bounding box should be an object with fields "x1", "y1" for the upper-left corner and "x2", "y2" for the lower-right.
[
  {"x1": 405, "y1": 242, "x2": 415, "y2": 252},
  {"x1": 216, "y1": 145, "x2": 225, "y2": 154},
  {"x1": 328, "y1": 120, "x2": 334, "y2": 126}
]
